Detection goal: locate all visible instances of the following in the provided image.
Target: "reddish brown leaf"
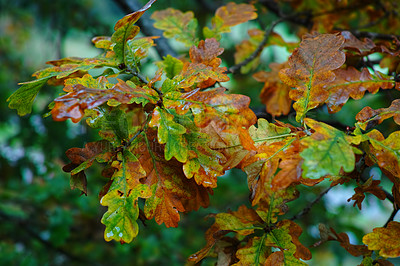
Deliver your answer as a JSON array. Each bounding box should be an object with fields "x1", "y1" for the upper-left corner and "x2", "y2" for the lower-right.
[
  {"x1": 347, "y1": 179, "x2": 387, "y2": 210},
  {"x1": 279, "y1": 33, "x2": 346, "y2": 121},
  {"x1": 52, "y1": 78, "x2": 158, "y2": 123},
  {"x1": 181, "y1": 38, "x2": 229, "y2": 89},
  {"x1": 328, "y1": 227, "x2": 372, "y2": 257},
  {"x1": 135, "y1": 132, "x2": 211, "y2": 228},
  {"x1": 326, "y1": 67, "x2": 399, "y2": 113},
  {"x1": 63, "y1": 140, "x2": 112, "y2": 195},
  {"x1": 356, "y1": 99, "x2": 400, "y2": 130}
]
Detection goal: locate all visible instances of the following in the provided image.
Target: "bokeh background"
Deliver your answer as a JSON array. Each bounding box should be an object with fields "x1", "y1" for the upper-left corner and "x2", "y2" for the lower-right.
[{"x1": 1, "y1": 0, "x2": 399, "y2": 265}]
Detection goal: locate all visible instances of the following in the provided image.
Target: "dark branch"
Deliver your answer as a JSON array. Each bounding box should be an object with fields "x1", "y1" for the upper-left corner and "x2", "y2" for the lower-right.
[
  {"x1": 228, "y1": 18, "x2": 284, "y2": 74},
  {"x1": 384, "y1": 207, "x2": 399, "y2": 227},
  {"x1": 113, "y1": 0, "x2": 177, "y2": 58},
  {"x1": 290, "y1": 186, "x2": 332, "y2": 221}
]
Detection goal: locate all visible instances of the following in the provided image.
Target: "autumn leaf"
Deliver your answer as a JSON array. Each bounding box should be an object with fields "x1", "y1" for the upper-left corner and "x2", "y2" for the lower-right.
[
  {"x1": 189, "y1": 205, "x2": 265, "y2": 264},
  {"x1": 264, "y1": 222, "x2": 308, "y2": 265},
  {"x1": 51, "y1": 77, "x2": 158, "y2": 123},
  {"x1": 363, "y1": 221, "x2": 400, "y2": 258},
  {"x1": 347, "y1": 178, "x2": 386, "y2": 210},
  {"x1": 363, "y1": 130, "x2": 400, "y2": 178},
  {"x1": 254, "y1": 62, "x2": 292, "y2": 116},
  {"x1": 151, "y1": 8, "x2": 198, "y2": 47},
  {"x1": 234, "y1": 237, "x2": 269, "y2": 266},
  {"x1": 100, "y1": 151, "x2": 151, "y2": 243},
  {"x1": 300, "y1": 118, "x2": 355, "y2": 179},
  {"x1": 125, "y1": 37, "x2": 157, "y2": 69},
  {"x1": 279, "y1": 33, "x2": 346, "y2": 122},
  {"x1": 326, "y1": 67, "x2": 399, "y2": 113},
  {"x1": 234, "y1": 29, "x2": 264, "y2": 74},
  {"x1": 63, "y1": 140, "x2": 112, "y2": 195},
  {"x1": 177, "y1": 38, "x2": 229, "y2": 89},
  {"x1": 204, "y1": 2, "x2": 257, "y2": 40},
  {"x1": 131, "y1": 132, "x2": 211, "y2": 228},
  {"x1": 112, "y1": 0, "x2": 156, "y2": 64},
  {"x1": 356, "y1": 99, "x2": 400, "y2": 130},
  {"x1": 327, "y1": 227, "x2": 372, "y2": 257},
  {"x1": 149, "y1": 106, "x2": 188, "y2": 162}
]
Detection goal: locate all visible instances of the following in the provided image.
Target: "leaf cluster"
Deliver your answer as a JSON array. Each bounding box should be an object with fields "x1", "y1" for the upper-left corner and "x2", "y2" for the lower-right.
[{"x1": 6, "y1": 0, "x2": 400, "y2": 264}]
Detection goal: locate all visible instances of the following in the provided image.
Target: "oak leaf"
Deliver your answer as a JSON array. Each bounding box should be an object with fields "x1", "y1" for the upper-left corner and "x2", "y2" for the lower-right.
[
  {"x1": 63, "y1": 140, "x2": 112, "y2": 195},
  {"x1": 112, "y1": 0, "x2": 156, "y2": 64},
  {"x1": 279, "y1": 33, "x2": 346, "y2": 122},
  {"x1": 363, "y1": 221, "x2": 400, "y2": 258},
  {"x1": 347, "y1": 178, "x2": 386, "y2": 210},
  {"x1": 151, "y1": 8, "x2": 198, "y2": 47},
  {"x1": 326, "y1": 67, "x2": 400, "y2": 113},
  {"x1": 356, "y1": 99, "x2": 400, "y2": 130},
  {"x1": 364, "y1": 130, "x2": 400, "y2": 178},
  {"x1": 100, "y1": 151, "x2": 151, "y2": 243},
  {"x1": 300, "y1": 118, "x2": 355, "y2": 179},
  {"x1": 51, "y1": 77, "x2": 158, "y2": 123}
]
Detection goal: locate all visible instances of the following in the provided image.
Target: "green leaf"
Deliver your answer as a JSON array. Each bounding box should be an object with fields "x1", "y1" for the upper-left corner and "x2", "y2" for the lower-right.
[
  {"x1": 100, "y1": 151, "x2": 151, "y2": 243},
  {"x1": 101, "y1": 185, "x2": 150, "y2": 243},
  {"x1": 111, "y1": 0, "x2": 156, "y2": 64},
  {"x1": 234, "y1": 236, "x2": 269, "y2": 266},
  {"x1": 151, "y1": 8, "x2": 198, "y2": 47},
  {"x1": 249, "y1": 118, "x2": 292, "y2": 146},
  {"x1": 7, "y1": 77, "x2": 51, "y2": 116},
  {"x1": 300, "y1": 118, "x2": 355, "y2": 179},
  {"x1": 125, "y1": 37, "x2": 156, "y2": 70},
  {"x1": 149, "y1": 107, "x2": 188, "y2": 162},
  {"x1": 161, "y1": 55, "x2": 183, "y2": 79}
]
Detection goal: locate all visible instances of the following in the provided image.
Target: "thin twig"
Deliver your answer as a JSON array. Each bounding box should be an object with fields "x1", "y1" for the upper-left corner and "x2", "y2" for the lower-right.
[
  {"x1": 228, "y1": 18, "x2": 284, "y2": 74},
  {"x1": 290, "y1": 186, "x2": 333, "y2": 221},
  {"x1": 384, "y1": 207, "x2": 399, "y2": 227}
]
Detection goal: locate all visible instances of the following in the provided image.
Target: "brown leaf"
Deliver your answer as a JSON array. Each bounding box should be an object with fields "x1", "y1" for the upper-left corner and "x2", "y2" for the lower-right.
[
  {"x1": 215, "y1": 2, "x2": 257, "y2": 27},
  {"x1": 356, "y1": 99, "x2": 400, "y2": 130},
  {"x1": 326, "y1": 67, "x2": 399, "y2": 113},
  {"x1": 279, "y1": 33, "x2": 346, "y2": 121},
  {"x1": 347, "y1": 179, "x2": 387, "y2": 210},
  {"x1": 328, "y1": 227, "x2": 372, "y2": 257}
]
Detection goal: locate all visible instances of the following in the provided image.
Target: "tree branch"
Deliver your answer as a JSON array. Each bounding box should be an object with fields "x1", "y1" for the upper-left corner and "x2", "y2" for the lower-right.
[
  {"x1": 112, "y1": 0, "x2": 177, "y2": 58},
  {"x1": 290, "y1": 186, "x2": 332, "y2": 221},
  {"x1": 228, "y1": 18, "x2": 284, "y2": 74}
]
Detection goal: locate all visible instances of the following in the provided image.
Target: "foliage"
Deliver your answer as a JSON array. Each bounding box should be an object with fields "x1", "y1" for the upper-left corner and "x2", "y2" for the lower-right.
[{"x1": 5, "y1": 0, "x2": 400, "y2": 264}]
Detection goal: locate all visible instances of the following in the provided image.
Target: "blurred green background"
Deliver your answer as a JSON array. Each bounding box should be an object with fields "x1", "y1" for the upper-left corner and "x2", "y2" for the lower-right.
[{"x1": 1, "y1": 0, "x2": 399, "y2": 265}]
